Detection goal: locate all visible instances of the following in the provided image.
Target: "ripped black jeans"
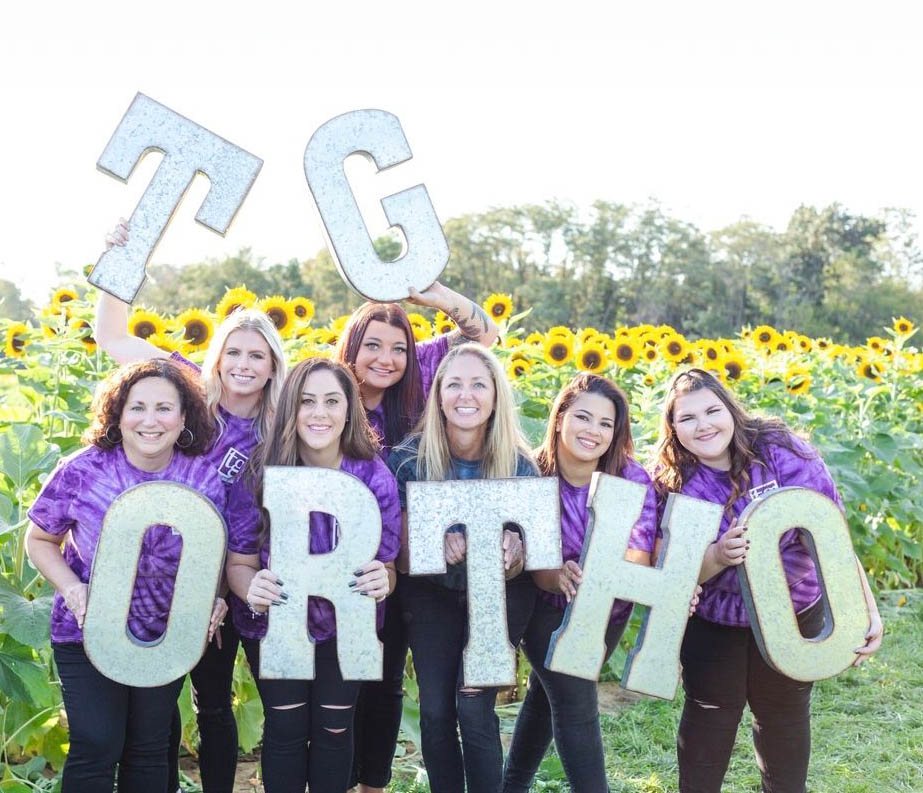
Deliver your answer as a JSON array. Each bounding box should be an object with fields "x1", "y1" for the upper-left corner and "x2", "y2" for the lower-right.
[
  {"x1": 402, "y1": 574, "x2": 536, "y2": 793},
  {"x1": 677, "y1": 601, "x2": 824, "y2": 793},
  {"x1": 242, "y1": 637, "x2": 360, "y2": 793}
]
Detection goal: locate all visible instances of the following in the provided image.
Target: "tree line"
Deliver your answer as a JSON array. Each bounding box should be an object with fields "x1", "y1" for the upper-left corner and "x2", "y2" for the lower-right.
[{"x1": 4, "y1": 201, "x2": 920, "y2": 342}]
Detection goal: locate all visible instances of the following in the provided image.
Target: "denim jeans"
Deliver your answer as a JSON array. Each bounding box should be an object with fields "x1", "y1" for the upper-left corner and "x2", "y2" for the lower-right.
[
  {"x1": 677, "y1": 601, "x2": 824, "y2": 793},
  {"x1": 242, "y1": 636, "x2": 360, "y2": 793},
  {"x1": 402, "y1": 573, "x2": 537, "y2": 793},
  {"x1": 503, "y1": 598, "x2": 625, "y2": 793},
  {"x1": 53, "y1": 642, "x2": 184, "y2": 793},
  {"x1": 351, "y1": 574, "x2": 408, "y2": 788}
]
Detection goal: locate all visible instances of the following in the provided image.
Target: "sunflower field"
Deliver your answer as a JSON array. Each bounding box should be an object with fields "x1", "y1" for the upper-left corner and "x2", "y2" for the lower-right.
[{"x1": 1, "y1": 285, "x2": 920, "y2": 786}]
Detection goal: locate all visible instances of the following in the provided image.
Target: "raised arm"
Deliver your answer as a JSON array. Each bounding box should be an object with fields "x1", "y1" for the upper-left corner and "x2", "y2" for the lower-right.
[{"x1": 407, "y1": 281, "x2": 499, "y2": 347}]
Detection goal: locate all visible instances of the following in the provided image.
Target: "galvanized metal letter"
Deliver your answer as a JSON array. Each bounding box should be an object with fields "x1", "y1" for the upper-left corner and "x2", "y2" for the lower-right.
[
  {"x1": 547, "y1": 478, "x2": 720, "y2": 699},
  {"x1": 737, "y1": 487, "x2": 870, "y2": 680},
  {"x1": 88, "y1": 93, "x2": 263, "y2": 303},
  {"x1": 304, "y1": 109, "x2": 449, "y2": 301},
  {"x1": 83, "y1": 482, "x2": 226, "y2": 687},
  {"x1": 407, "y1": 477, "x2": 561, "y2": 687},
  {"x1": 260, "y1": 467, "x2": 383, "y2": 681}
]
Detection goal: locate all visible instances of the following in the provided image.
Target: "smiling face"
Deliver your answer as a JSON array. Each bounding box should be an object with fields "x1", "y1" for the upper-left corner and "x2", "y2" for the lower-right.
[
  {"x1": 353, "y1": 320, "x2": 409, "y2": 399},
  {"x1": 671, "y1": 387, "x2": 735, "y2": 470},
  {"x1": 439, "y1": 353, "x2": 496, "y2": 437},
  {"x1": 119, "y1": 376, "x2": 185, "y2": 471},
  {"x1": 556, "y1": 391, "x2": 616, "y2": 471},
  {"x1": 218, "y1": 329, "x2": 273, "y2": 402},
  {"x1": 296, "y1": 368, "x2": 349, "y2": 464}
]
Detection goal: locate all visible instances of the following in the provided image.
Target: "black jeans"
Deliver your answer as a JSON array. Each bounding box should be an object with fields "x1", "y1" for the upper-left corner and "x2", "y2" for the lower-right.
[
  {"x1": 242, "y1": 636, "x2": 361, "y2": 793},
  {"x1": 53, "y1": 642, "x2": 184, "y2": 793},
  {"x1": 402, "y1": 573, "x2": 537, "y2": 793},
  {"x1": 677, "y1": 601, "x2": 825, "y2": 793},
  {"x1": 351, "y1": 574, "x2": 408, "y2": 788},
  {"x1": 167, "y1": 617, "x2": 241, "y2": 793},
  {"x1": 503, "y1": 598, "x2": 625, "y2": 793}
]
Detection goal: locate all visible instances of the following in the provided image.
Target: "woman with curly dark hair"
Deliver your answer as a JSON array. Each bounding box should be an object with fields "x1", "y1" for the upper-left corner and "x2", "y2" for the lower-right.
[{"x1": 26, "y1": 359, "x2": 258, "y2": 793}]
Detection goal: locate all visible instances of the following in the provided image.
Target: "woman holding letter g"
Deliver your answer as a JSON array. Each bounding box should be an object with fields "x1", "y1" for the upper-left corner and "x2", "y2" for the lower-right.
[
  {"x1": 225, "y1": 358, "x2": 401, "y2": 793},
  {"x1": 653, "y1": 367, "x2": 883, "y2": 793},
  {"x1": 502, "y1": 374, "x2": 658, "y2": 793}
]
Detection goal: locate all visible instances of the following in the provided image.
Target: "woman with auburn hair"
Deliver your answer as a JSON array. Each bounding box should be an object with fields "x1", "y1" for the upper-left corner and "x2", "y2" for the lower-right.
[
  {"x1": 388, "y1": 344, "x2": 536, "y2": 793},
  {"x1": 653, "y1": 368, "x2": 882, "y2": 793},
  {"x1": 96, "y1": 220, "x2": 286, "y2": 793},
  {"x1": 503, "y1": 374, "x2": 658, "y2": 793},
  {"x1": 225, "y1": 358, "x2": 401, "y2": 793},
  {"x1": 335, "y1": 285, "x2": 498, "y2": 793},
  {"x1": 26, "y1": 359, "x2": 258, "y2": 793}
]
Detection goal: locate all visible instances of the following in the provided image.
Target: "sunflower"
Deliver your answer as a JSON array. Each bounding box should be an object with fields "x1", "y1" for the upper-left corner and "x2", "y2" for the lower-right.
[
  {"x1": 290, "y1": 296, "x2": 316, "y2": 324},
  {"x1": 575, "y1": 342, "x2": 608, "y2": 374},
  {"x1": 642, "y1": 373, "x2": 657, "y2": 387},
  {"x1": 69, "y1": 317, "x2": 97, "y2": 353},
  {"x1": 751, "y1": 325, "x2": 780, "y2": 350},
  {"x1": 524, "y1": 331, "x2": 545, "y2": 347},
  {"x1": 40, "y1": 307, "x2": 67, "y2": 338},
  {"x1": 51, "y1": 286, "x2": 79, "y2": 308},
  {"x1": 482, "y1": 293, "x2": 513, "y2": 322},
  {"x1": 892, "y1": 316, "x2": 916, "y2": 337},
  {"x1": 501, "y1": 335, "x2": 524, "y2": 349},
  {"x1": 610, "y1": 337, "x2": 641, "y2": 369},
  {"x1": 784, "y1": 364, "x2": 812, "y2": 395},
  {"x1": 215, "y1": 287, "x2": 258, "y2": 319},
  {"x1": 507, "y1": 358, "x2": 533, "y2": 379},
  {"x1": 433, "y1": 310, "x2": 455, "y2": 335},
  {"x1": 577, "y1": 327, "x2": 602, "y2": 345},
  {"x1": 773, "y1": 339, "x2": 791, "y2": 354},
  {"x1": 175, "y1": 308, "x2": 215, "y2": 350},
  {"x1": 722, "y1": 352, "x2": 748, "y2": 382},
  {"x1": 407, "y1": 313, "x2": 433, "y2": 342},
  {"x1": 543, "y1": 334, "x2": 574, "y2": 367},
  {"x1": 794, "y1": 334, "x2": 812, "y2": 353},
  {"x1": 660, "y1": 332, "x2": 691, "y2": 364},
  {"x1": 814, "y1": 337, "x2": 833, "y2": 352},
  {"x1": 4, "y1": 321, "x2": 30, "y2": 358},
  {"x1": 866, "y1": 336, "x2": 891, "y2": 354},
  {"x1": 640, "y1": 345, "x2": 659, "y2": 364},
  {"x1": 547, "y1": 325, "x2": 575, "y2": 342},
  {"x1": 256, "y1": 296, "x2": 295, "y2": 338},
  {"x1": 697, "y1": 340, "x2": 723, "y2": 364},
  {"x1": 147, "y1": 332, "x2": 179, "y2": 355},
  {"x1": 128, "y1": 309, "x2": 166, "y2": 340},
  {"x1": 856, "y1": 356, "x2": 885, "y2": 382}
]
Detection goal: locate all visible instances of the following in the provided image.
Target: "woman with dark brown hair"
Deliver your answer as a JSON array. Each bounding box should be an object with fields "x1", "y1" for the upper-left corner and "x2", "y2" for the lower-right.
[
  {"x1": 26, "y1": 359, "x2": 257, "y2": 793},
  {"x1": 503, "y1": 374, "x2": 658, "y2": 793},
  {"x1": 334, "y1": 283, "x2": 498, "y2": 793},
  {"x1": 225, "y1": 358, "x2": 402, "y2": 793},
  {"x1": 653, "y1": 368, "x2": 882, "y2": 793}
]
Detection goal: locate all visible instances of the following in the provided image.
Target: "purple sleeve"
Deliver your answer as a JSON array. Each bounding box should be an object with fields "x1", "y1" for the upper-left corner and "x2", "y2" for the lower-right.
[
  {"x1": 27, "y1": 458, "x2": 81, "y2": 536},
  {"x1": 355, "y1": 458, "x2": 402, "y2": 564},
  {"x1": 769, "y1": 437, "x2": 843, "y2": 509},
  {"x1": 416, "y1": 334, "x2": 450, "y2": 399},
  {"x1": 620, "y1": 461, "x2": 658, "y2": 554},
  {"x1": 169, "y1": 350, "x2": 202, "y2": 375}
]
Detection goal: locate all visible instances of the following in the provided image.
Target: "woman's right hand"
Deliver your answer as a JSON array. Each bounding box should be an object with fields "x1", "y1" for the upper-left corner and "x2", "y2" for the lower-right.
[
  {"x1": 557, "y1": 560, "x2": 583, "y2": 603},
  {"x1": 444, "y1": 531, "x2": 467, "y2": 566},
  {"x1": 713, "y1": 520, "x2": 749, "y2": 568},
  {"x1": 104, "y1": 218, "x2": 129, "y2": 250},
  {"x1": 246, "y1": 569, "x2": 287, "y2": 614},
  {"x1": 62, "y1": 582, "x2": 89, "y2": 629}
]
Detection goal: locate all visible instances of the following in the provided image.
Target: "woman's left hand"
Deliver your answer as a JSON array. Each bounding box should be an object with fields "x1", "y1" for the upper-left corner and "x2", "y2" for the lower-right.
[
  {"x1": 503, "y1": 529, "x2": 524, "y2": 578},
  {"x1": 853, "y1": 610, "x2": 883, "y2": 666},
  {"x1": 351, "y1": 561, "x2": 390, "y2": 602},
  {"x1": 208, "y1": 597, "x2": 228, "y2": 647},
  {"x1": 406, "y1": 282, "x2": 446, "y2": 309}
]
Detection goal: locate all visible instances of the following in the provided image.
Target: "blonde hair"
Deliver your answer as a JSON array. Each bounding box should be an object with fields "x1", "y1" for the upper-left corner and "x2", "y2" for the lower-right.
[
  {"x1": 413, "y1": 345, "x2": 532, "y2": 481},
  {"x1": 201, "y1": 309, "x2": 286, "y2": 448}
]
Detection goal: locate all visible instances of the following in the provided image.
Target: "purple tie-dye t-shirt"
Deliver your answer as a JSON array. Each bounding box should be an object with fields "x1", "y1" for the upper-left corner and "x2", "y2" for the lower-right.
[
  {"x1": 540, "y1": 461, "x2": 658, "y2": 623},
  {"x1": 28, "y1": 444, "x2": 259, "y2": 644},
  {"x1": 677, "y1": 433, "x2": 842, "y2": 627},
  {"x1": 366, "y1": 334, "x2": 450, "y2": 458},
  {"x1": 227, "y1": 455, "x2": 402, "y2": 643}
]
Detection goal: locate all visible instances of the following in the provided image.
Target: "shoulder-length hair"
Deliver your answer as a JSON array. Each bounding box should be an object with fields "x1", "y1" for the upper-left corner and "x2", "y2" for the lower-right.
[
  {"x1": 261, "y1": 357, "x2": 378, "y2": 469},
  {"x1": 535, "y1": 374, "x2": 634, "y2": 477},
  {"x1": 85, "y1": 359, "x2": 213, "y2": 455},
  {"x1": 201, "y1": 309, "x2": 286, "y2": 447},
  {"x1": 413, "y1": 344, "x2": 531, "y2": 481},
  {"x1": 335, "y1": 302, "x2": 424, "y2": 447},
  {"x1": 653, "y1": 367, "x2": 803, "y2": 509}
]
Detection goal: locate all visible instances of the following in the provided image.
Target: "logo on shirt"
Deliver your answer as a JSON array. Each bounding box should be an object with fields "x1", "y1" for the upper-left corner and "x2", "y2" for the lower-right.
[
  {"x1": 748, "y1": 479, "x2": 779, "y2": 501},
  {"x1": 218, "y1": 447, "x2": 249, "y2": 484}
]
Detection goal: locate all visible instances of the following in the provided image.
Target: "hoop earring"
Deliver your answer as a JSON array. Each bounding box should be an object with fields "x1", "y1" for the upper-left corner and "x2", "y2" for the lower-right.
[
  {"x1": 176, "y1": 427, "x2": 195, "y2": 449},
  {"x1": 104, "y1": 425, "x2": 122, "y2": 445}
]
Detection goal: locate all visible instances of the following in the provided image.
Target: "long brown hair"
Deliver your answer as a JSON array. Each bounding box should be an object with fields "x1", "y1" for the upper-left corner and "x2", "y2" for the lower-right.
[
  {"x1": 335, "y1": 302, "x2": 424, "y2": 447},
  {"x1": 535, "y1": 374, "x2": 633, "y2": 478},
  {"x1": 653, "y1": 368, "x2": 803, "y2": 509}
]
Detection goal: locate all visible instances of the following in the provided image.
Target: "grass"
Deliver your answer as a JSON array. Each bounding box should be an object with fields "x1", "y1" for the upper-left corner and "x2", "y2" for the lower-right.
[{"x1": 388, "y1": 589, "x2": 922, "y2": 792}]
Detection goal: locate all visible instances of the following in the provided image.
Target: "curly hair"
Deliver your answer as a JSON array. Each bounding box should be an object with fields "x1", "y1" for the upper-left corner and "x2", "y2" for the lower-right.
[
  {"x1": 84, "y1": 359, "x2": 213, "y2": 455},
  {"x1": 534, "y1": 373, "x2": 634, "y2": 478}
]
